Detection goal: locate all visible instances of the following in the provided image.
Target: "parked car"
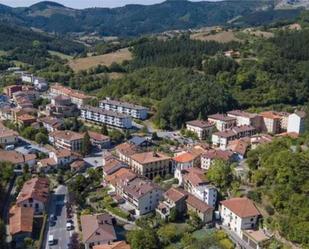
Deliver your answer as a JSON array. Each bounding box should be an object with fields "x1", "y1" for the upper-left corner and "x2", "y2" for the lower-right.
[
  {"x1": 5, "y1": 144, "x2": 15, "y2": 150},
  {"x1": 66, "y1": 222, "x2": 74, "y2": 231},
  {"x1": 48, "y1": 235, "x2": 54, "y2": 246}
]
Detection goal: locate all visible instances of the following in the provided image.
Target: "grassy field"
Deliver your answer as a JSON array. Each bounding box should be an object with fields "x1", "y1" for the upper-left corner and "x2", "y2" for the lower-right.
[
  {"x1": 191, "y1": 30, "x2": 241, "y2": 43},
  {"x1": 68, "y1": 48, "x2": 132, "y2": 72},
  {"x1": 0, "y1": 50, "x2": 7, "y2": 56},
  {"x1": 49, "y1": 50, "x2": 73, "y2": 60}
]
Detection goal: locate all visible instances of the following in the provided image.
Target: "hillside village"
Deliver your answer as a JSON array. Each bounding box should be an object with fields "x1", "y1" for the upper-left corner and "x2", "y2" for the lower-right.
[
  {"x1": 0, "y1": 1, "x2": 308, "y2": 249},
  {"x1": 0, "y1": 63, "x2": 307, "y2": 249}
]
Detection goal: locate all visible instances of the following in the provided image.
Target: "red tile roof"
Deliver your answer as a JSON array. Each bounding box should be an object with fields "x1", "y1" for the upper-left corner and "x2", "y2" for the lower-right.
[
  {"x1": 16, "y1": 177, "x2": 49, "y2": 205},
  {"x1": 186, "y1": 120, "x2": 214, "y2": 129},
  {"x1": 93, "y1": 241, "x2": 131, "y2": 249},
  {"x1": 164, "y1": 187, "x2": 188, "y2": 203},
  {"x1": 9, "y1": 205, "x2": 34, "y2": 236},
  {"x1": 220, "y1": 197, "x2": 260, "y2": 218},
  {"x1": 88, "y1": 131, "x2": 110, "y2": 142},
  {"x1": 202, "y1": 149, "x2": 233, "y2": 161},
  {"x1": 183, "y1": 167, "x2": 207, "y2": 186},
  {"x1": 130, "y1": 151, "x2": 170, "y2": 165},
  {"x1": 186, "y1": 194, "x2": 213, "y2": 213},
  {"x1": 173, "y1": 152, "x2": 196, "y2": 163},
  {"x1": 81, "y1": 214, "x2": 116, "y2": 244}
]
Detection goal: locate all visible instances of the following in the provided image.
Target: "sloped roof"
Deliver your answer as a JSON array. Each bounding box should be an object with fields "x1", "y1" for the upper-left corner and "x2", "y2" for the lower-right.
[
  {"x1": 186, "y1": 194, "x2": 213, "y2": 213},
  {"x1": 81, "y1": 214, "x2": 116, "y2": 244},
  {"x1": 220, "y1": 197, "x2": 260, "y2": 218},
  {"x1": 9, "y1": 205, "x2": 34, "y2": 236},
  {"x1": 93, "y1": 241, "x2": 131, "y2": 249}
]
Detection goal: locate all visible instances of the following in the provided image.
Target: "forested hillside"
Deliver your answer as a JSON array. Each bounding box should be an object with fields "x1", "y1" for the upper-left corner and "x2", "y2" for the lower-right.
[
  {"x1": 246, "y1": 137, "x2": 309, "y2": 247},
  {"x1": 0, "y1": 0, "x2": 274, "y2": 36},
  {"x1": 94, "y1": 28, "x2": 309, "y2": 129},
  {"x1": 0, "y1": 22, "x2": 85, "y2": 55}
]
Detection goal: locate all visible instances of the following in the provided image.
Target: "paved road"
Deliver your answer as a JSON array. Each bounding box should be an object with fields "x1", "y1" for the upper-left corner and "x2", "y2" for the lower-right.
[
  {"x1": 16, "y1": 136, "x2": 50, "y2": 154},
  {"x1": 45, "y1": 185, "x2": 72, "y2": 249}
]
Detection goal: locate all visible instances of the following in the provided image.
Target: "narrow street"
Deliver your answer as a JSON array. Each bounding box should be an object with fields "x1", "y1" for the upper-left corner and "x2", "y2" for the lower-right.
[{"x1": 44, "y1": 185, "x2": 72, "y2": 249}]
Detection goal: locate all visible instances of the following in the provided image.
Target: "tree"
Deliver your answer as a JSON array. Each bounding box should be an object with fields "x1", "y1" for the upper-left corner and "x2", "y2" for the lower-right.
[
  {"x1": 109, "y1": 129, "x2": 124, "y2": 144},
  {"x1": 0, "y1": 219, "x2": 6, "y2": 249},
  {"x1": 101, "y1": 124, "x2": 108, "y2": 135},
  {"x1": 207, "y1": 159, "x2": 233, "y2": 190},
  {"x1": 157, "y1": 224, "x2": 178, "y2": 246},
  {"x1": 188, "y1": 211, "x2": 203, "y2": 230},
  {"x1": 152, "y1": 132, "x2": 159, "y2": 141},
  {"x1": 35, "y1": 132, "x2": 48, "y2": 144},
  {"x1": 82, "y1": 132, "x2": 91, "y2": 156},
  {"x1": 169, "y1": 207, "x2": 179, "y2": 222},
  {"x1": 127, "y1": 228, "x2": 160, "y2": 249}
]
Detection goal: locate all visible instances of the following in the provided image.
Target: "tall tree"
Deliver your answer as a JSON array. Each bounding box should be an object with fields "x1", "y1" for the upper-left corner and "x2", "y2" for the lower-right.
[{"x1": 82, "y1": 132, "x2": 91, "y2": 156}]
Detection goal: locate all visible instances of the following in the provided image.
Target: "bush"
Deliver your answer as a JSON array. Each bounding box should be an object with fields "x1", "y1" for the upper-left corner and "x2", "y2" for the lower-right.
[
  {"x1": 265, "y1": 205, "x2": 275, "y2": 216},
  {"x1": 247, "y1": 190, "x2": 261, "y2": 203}
]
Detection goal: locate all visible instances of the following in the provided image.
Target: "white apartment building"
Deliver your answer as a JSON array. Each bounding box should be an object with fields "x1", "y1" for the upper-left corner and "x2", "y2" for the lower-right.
[
  {"x1": 220, "y1": 197, "x2": 260, "y2": 236},
  {"x1": 49, "y1": 130, "x2": 84, "y2": 152},
  {"x1": 201, "y1": 149, "x2": 233, "y2": 170},
  {"x1": 118, "y1": 178, "x2": 163, "y2": 216},
  {"x1": 287, "y1": 111, "x2": 306, "y2": 134},
  {"x1": 100, "y1": 98, "x2": 148, "y2": 120},
  {"x1": 227, "y1": 110, "x2": 262, "y2": 130},
  {"x1": 80, "y1": 105, "x2": 132, "y2": 129},
  {"x1": 186, "y1": 120, "x2": 215, "y2": 140},
  {"x1": 208, "y1": 114, "x2": 237, "y2": 131},
  {"x1": 212, "y1": 125, "x2": 256, "y2": 150}
]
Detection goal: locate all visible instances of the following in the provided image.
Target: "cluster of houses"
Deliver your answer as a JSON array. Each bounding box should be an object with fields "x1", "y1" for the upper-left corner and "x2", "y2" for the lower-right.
[
  {"x1": 187, "y1": 110, "x2": 306, "y2": 150},
  {"x1": 9, "y1": 177, "x2": 50, "y2": 246}
]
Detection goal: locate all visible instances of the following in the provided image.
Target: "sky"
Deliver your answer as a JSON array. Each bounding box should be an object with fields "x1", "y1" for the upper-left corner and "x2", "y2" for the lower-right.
[{"x1": 0, "y1": 0, "x2": 218, "y2": 9}]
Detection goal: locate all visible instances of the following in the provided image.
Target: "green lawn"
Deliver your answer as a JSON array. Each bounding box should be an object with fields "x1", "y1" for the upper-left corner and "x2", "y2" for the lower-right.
[{"x1": 49, "y1": 50, "x2": 73, "y2": 60}]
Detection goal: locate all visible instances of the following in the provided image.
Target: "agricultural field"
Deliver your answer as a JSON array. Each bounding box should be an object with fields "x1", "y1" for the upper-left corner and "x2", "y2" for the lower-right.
[
  {"x1": 68, "y1": 48, "x2": 132, "y2": 72},
  {"x1": 191, "y1": 30, "x2": 241, "y2": 43}
]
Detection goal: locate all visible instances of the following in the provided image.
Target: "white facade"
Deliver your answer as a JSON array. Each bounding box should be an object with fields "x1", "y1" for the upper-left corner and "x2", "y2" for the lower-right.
[
  {"x1": 49, "y1": 151, "x2": 74, "y2": 166},
  {"x1": 287, "y1": 113, "x2": 305, "y2": 134},
  {"x1": 80, "y1": 106, "x2": 132, "y2": 129},
  {"x1": 21, "y1": 73, "x2": 33, "y2": 83},
  {"x1": 17, "y1": 199, "x2": 45, "y2": 214},
  {"x1": 192, "y1": 185, "x2": 217, "y2": 208},
  {"x1": 220, "y1": 206, "x2": 259, "y2": 236},
  {"x1": 100, "y1": 99, "x2": 148, "y2": 120},
  {"x1": 212, "y1": 134, "x2": 231, "y2": 150}
]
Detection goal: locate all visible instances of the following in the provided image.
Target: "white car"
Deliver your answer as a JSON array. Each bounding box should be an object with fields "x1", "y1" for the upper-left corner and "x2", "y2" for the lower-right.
[
  {"x1": 48, "y1": 235, "x2": 54, "y2": 245},
  {"x1": 66, "y1": 222, "x2": 73, "y2": 231}
]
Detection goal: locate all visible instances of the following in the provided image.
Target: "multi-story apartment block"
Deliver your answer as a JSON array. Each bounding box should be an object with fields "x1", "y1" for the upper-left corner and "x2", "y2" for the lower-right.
[
  {"x1": 50, "y1": 83, "x2": 93, "y2": 107},
  {"x1": 220, "y1": 197, "x2": 260, "y2": 236},
  {"x1": 130, "y1": 151, "x2": 171, "y2": 179},
  {"x1": 212, "y1": 125, "x2": 256, "y2": 150},
  {"x1": 80, "y1": 105, "x2": 132, "y2": 129},
  {"x1": 287, "y1": 111, "x2": 306, "y2": 134},
  {"x1": 227, "y1": 110, "x2": 263, "y2": 131},
  {"x1": 4, "y1": 85, "x2": 23, "y2": 98},
  {"x1": 182, "y1": 167, "x2": 217, "y2": 207},
  {"x1": 100, "y1": 98, "x2": 148, "y2": 120},
  {"x1": 49, "y1": 130, "x2": 84, "y2": 152},
  {"x1": 201, "y1": 149, "x2": 233, "y2": 170},
  {"x1": 186, "y1": 120, "x2": 215, "y2": 140},
  {"x1": 208, "y1": 114, "x2": 237, "y2": 132},
  {"x1": 46, "y1": 95, "x2": 78, "y2": 118},
  {"x1": 118, "y1": 177, "x2": 163, "y2": 216},
  {"x1": 260, "y1": 112, "x2": 281, "y2": 134}
]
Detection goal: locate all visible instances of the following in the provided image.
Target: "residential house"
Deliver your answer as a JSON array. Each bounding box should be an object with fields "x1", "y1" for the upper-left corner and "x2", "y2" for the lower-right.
[
  {"x1": 88, "y1": 131, "x2": 111, "y2": 149},
  {"x1": 156, "y1": 187, "x2": 214, "y2": 224},
  {"x1": 39, "y1": 116, "x2": 63, "y2": 132},
  {"x1": 102, "y1": 154, "x2": 127, "y2": 178},
  {"x1": 208, "y1": 114, "x2": 237, "y2": 132},
  {"x1": 227, "y1": 137, "x2": 250, "y2": 160},
  {"x1": 0, "y1": 150, "x2": 36, "y2": 172},
  {"x1": 182, "y1": 167, "x2": 217, "y2": 207},
  {"x1": 173, "y1": 151, "x2": 200, "y2": 180},
  {"x1": 260, "y1": 112, "x2": 281, "y2": 134},
  {"x1": 250, "y1": 134, "x2": 273, "y2": 150},
  {"x1": 186, "y1": 194, "x2": 214, "y2": 224},
  {"x1": 4, "y1": 85, "x2": 22, "y2": 98},
  {"x1": 46, "y1": 95, "x2": 78, "y2": 118},
  {"x1": 220, "y1": 197, "x2": 260, "y2": 236},
  {"x1": 80, "y1": 105, "x2": 132, "y2": 129},
  {"x1": 100, "y1": 98, "x2": 148, "y2": 120},
  {"x1": 201, "y1": 149, "x2": 233, "y2": 170},
  {"x1": 227, "y1": 110, "x2": 262, "y2": 131},
  {"x1": 115, "y1": 142, "x2": 139, "y2": 165},
  {"x1": 33, "y1": 77, "x2": 48, "y2": 91},
  {"x1": 156, "y1": 187, "x2": 188, "y2": 220},
  {"x1": 93, "y1": 241, "x2": 131, "y2": 249},
  {"x1": 50, "y1": 83, "x2": 93, "y2": 108},
  {"x1": 70, "y1": 159, "x2": 86, "y2": 172},
  {"x1": 104, "y1": 168, "x2": 137, "y2": 192},
  {"x1": 49, "y1": 148, "x2": 76, "y2": 166},
  {"x1": 186, "y1": 120, "x2": 215, "y2": 140},
  {"x1": 49, "y1": 130, "x2": 84, "y2": 152},
  {"x1": 212, "y1": 125, "x2": 256, "y2": 150},
  {"x1": 9, "y1": 205, "x2": 34, "y2": 246},
  {"x1": 81, "y1": 214, "x2": 117, "y2": 249},
  {"x1": 0, "y1": 125, "x2": 18, "y2": 147},
  {"x1": 129, "y1": 136, "x2": 151, "y2": 147},
  {"x1": 16, "y1": 177, "x2": 49, "y2": 214},
  {"x1": 118, "y1": 177, "x2": 163, "y2": 216},
  {"x1": 287, "y1": 111, "x2": 306, "y2": 134},
  {"x1": 16, "y1": 114, "x2": 37, "y2": 127},
  {"x1": 130, "y1": 151, "x2": 171, "y2": 179}
]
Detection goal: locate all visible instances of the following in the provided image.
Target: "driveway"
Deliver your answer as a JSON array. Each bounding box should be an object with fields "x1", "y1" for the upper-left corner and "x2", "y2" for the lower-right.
[{"x1": 44, "y1": 185, "x2": 73, "y2": 249}]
